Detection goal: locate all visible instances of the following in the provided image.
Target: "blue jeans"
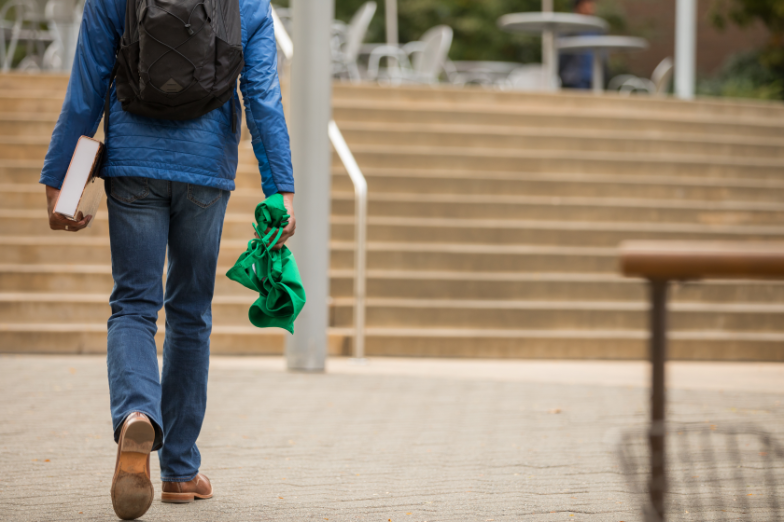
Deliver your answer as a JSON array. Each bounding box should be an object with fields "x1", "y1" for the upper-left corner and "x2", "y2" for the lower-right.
[{"x1": 105, "y1": 176, "x2": 230, "y2": 482}]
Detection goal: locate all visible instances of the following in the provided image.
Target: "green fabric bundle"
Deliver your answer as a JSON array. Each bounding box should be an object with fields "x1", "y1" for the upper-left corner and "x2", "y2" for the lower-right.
[{"x1": 225, "y1": 194, "x2": 306, "y2": 333}]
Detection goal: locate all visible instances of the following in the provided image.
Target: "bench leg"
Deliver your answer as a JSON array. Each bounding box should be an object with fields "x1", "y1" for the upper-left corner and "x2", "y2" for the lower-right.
[{"x1": 649, "y1": 279, "x2": 668, "y2": 521}]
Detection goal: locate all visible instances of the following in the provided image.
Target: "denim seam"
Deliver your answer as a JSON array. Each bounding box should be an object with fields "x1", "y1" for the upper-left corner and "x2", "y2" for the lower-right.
[{"x1": 160, "y1": 471, "x2": 200, "y2": 483}]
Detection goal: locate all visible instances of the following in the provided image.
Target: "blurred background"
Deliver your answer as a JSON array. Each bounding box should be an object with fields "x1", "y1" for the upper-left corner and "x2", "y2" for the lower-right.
[{"x1": 276, "y1": 0, "x2": 780, "y2": 99}]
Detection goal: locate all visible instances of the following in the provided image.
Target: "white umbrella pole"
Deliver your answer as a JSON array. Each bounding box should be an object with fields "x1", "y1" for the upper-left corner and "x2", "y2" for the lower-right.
[
  {"x1": 385, "y1": 0, "x2": 398, "y2": 46},
  {"x1": 675, "y1": 0, "x2": 697, "y2": 100},
  {"x1": 541, "y1": 0, "x2": 555, "y2": 90}
]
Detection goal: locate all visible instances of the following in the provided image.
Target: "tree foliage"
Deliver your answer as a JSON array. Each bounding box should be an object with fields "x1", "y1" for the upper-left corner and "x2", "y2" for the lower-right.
[{"x1": 710, "y1": 0, "x2": 784, "y2": 72}]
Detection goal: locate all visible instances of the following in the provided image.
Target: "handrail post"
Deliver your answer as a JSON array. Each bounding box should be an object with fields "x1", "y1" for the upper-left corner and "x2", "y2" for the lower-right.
[
  {"x1": 328, "y1": 121, "x2": 367, "y2": 361},
  {"x1": 272, "y1": 6, "x2": 368, "y2": 361}
]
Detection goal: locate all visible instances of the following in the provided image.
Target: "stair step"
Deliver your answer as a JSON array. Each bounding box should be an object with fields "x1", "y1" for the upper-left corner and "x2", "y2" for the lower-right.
[
  {"x1": 336, "y1": 121, "x2": 784, "y2": 159},
  {"x1": 329, "y1": 216, "x2": 784, "y2": 246},
  {"x1": 7, "y1": 210, "x2": 782, "y2": 246},
  {"x1": 0, "y1": 113, "x2": 58, "y2": 136},
  {"x1": 1, "y1": 74, "x2": 782, "y2": 121},
  {"x1": 0, "y1": 92, "x2": 65, "y2": 113},
  {"x1": 329, "y1": 270, "x2": 784, "y2": 303},
  {"x1": 332, "y1": 83, "x2": 784, "y2": 121},
  {"x1": 326, "y1": 297, "x2": 784, "y2": 332},
  {"x1": 328, "y1": 168, "x2": 784, "y2": 203},
  {"x1": 0, "y1": 73, "x2": 69, "y2": 90},
  {"x1": 14, "y1": 181, "x2": 784, "y2": 222},
  {"x1": 3, "y1": 292, "x2": 783, "y2": 335},
  {"x1": 0, "y1": 137, "x2": 51, "y2": 161},
  {"x1": 4, "y1": 264, "x2": 782, "y2": 302},
  {"x1": 0, "y1": 236, "x2": 619, "y2": 272},
  {"x1": 7, "y1": 166, "x2": 784, "y2": 205},
  {"x1": 0, "y1": 322, "x2": 345, "y2": 355},
  {"x1": 1, "y1": 320, "x2": 781, "y2": 359},
  {"x1": 333, "y1": 100, "x2": 784, "y2": 138},
  {"x1": 0, "y1": 263, "x2": 254, "y2": 295},
  {"x1": 332, "y1": 327, "x2": 784, "y2": 361},
  {"x1": 321, "y1": 145, "x2": 784, "y2": 180},
  {"x1": 329, "y1": 192, "x2": 784, "y2": 225}
]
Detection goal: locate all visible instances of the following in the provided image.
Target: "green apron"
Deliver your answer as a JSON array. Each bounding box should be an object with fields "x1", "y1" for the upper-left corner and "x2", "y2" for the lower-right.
[{"x1": 225, "y1": 194, "x2": 306, "y2": 333}]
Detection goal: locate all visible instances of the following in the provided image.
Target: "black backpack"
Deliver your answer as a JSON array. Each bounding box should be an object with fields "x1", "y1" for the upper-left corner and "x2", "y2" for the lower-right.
[{"x1": 104, "y1": 0, "x2": 245, "y2": 134}]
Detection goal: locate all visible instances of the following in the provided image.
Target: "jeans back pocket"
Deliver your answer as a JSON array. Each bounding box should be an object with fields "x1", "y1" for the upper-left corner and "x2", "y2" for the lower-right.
[{"x1": 187, "y1": 184, "x2": 225, "y2": 209}]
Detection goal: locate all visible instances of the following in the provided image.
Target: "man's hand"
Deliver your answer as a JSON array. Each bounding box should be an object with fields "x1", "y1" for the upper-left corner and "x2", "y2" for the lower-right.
[
  {"x1": 273, "y1": 192, "x2": 296, "y2": 250},
  {"x1": 255, "y1": 192, "x2": 296, "y2": 250},
  {"x1": 46, "y1": 185, "x2": 92, "y2": 232}
]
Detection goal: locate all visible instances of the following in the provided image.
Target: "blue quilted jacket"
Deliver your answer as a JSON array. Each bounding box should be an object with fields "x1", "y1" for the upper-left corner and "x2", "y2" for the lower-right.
[{"x1": 39, "y1": 0, "x2": 293, "y2": 196}]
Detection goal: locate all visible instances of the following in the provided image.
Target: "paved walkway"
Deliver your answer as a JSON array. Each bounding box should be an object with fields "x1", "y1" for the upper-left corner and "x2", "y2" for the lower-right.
[{"x1": 1, "y1": 356, "x2": 782, "y2": 521}]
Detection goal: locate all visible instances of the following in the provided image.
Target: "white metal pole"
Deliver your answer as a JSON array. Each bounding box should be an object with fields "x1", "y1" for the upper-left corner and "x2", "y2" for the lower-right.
[
  {"x1": 286, "y1": 0, "x2": 335, "y2": 372},
  {"x1": 675, "y1": 0, "x2": 697, "y2": 100},
  {"x1": 592, "y1": 52, "x2": 602, "y2": 94},
  {"x1": 541, "y1": 0, "x2": 556, "y2": 91},
  {"x1": 385, "y1": 0, "x2": 398, "y2": 46}
]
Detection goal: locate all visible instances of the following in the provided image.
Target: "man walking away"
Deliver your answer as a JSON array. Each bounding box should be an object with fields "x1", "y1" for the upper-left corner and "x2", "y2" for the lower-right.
[
  {"x1": 559, "y1": 0, "x2": 602, "y2": 89},
  {"x1": 39, "y1": 0, "x2": 295, "y2": 518}
]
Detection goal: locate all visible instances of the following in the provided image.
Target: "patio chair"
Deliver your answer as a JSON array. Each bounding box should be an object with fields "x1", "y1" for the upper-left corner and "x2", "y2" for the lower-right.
[
  {"x1": 504, "y1": 64, "x2": 549, "y2": 91},
  {"x1": 608, "y1": 57, "x2": 674, "y2": 96},
  {"x1": 40, "y1": 0, "x2": 82, "y2": 71},
  {"x1": 332, "y1": 1, "x2": 376, "y2": 82},
  {"x1": 0, "y1": 0, "x2": 53, "y2": 72},
  {"x1": 447, "y1": 60, "x2": 525, "y2": 88},
  {"x1": 367, "y1": 25, "x2": 453, "y2": 84}
]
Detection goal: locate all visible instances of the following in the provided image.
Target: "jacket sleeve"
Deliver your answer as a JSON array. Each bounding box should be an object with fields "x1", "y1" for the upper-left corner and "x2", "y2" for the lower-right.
[
  {"x1": 39, "y1": 0, "x2": 122, "y2": 189},
  {"x1": 239, "y1": 2, "x2": 294, "y2": 197}
]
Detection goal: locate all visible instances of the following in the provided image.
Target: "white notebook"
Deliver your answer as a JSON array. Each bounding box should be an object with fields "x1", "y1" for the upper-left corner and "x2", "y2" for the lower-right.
[{"x1": 53, "y1": 136, "x2": 104, "y2": 224}]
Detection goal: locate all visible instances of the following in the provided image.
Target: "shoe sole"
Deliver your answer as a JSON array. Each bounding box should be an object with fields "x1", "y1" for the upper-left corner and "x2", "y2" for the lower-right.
[
  {"x1": 111, "y1": 419, "x2": 155, "y2": 520},
  {"x1": 160, "y1": 491, "x2": 213, "y2": 503}
]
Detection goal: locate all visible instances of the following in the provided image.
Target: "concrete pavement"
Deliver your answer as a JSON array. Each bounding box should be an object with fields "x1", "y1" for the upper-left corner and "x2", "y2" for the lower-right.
[{"x1": 0, "y1": 355, "x2": 782, "y2": 521}]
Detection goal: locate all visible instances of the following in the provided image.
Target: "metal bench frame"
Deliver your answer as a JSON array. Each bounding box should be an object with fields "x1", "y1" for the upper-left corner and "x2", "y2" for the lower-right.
[{"x1": 620, "y1": 240, "x2": 784, "y2": 521}]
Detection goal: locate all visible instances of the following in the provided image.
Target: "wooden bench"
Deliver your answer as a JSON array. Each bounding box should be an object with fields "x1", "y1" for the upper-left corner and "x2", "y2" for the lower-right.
[{"x1": 619, "y1": 241, "x2": 784, "y2": 521}]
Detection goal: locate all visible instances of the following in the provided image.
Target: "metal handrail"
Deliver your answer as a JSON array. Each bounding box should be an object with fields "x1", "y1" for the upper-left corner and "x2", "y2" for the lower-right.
[{"x1": 271, "y1": 6, "x2": 368, "y2": 360}]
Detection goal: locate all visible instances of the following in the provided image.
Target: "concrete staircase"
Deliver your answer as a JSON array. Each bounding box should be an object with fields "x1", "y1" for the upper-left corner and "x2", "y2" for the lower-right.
[{"x1": 1, "y1": 73, "x2": 783, "y2": 359}]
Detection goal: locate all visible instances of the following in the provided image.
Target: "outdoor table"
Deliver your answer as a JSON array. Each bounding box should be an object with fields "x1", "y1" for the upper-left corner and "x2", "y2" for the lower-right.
[
  {"x1": 619, "y1": 241, "x2": 784, "y2": 521},
  {"x1": 498, "y1": 12, "x2": 608, "y2": 91},
  {"x1": 557, "y1": 35, "x2": 649, "y2": 93}
]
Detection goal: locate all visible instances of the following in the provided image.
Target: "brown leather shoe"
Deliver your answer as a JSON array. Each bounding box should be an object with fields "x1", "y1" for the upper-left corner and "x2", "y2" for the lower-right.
[
  {"x1": 111, "y1": 413, "x2": 155, "y2": 520},
  {"x1": 161, "y1": 473, "x2": 213, "y2": 503}
]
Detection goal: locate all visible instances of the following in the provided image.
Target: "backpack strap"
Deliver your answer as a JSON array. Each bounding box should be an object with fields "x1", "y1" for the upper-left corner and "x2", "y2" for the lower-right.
[
  {"x1": 104, "y1": 60, "x2": 120, "y2": 137},
  {"x1": 231, "y1": 96, "x2": 236, "y2": 133}
]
